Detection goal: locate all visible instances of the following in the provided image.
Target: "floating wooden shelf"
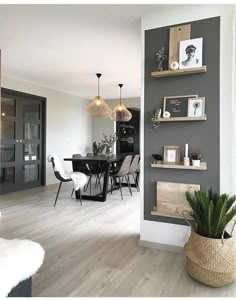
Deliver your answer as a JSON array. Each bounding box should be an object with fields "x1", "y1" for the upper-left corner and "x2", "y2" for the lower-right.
[
  {"x1": 158, "y1": 115, "x2": 207, "y2": 122},
  {"x1": 151, "y1": 162, "x2": 207, "y2": 170},
  {"x1": 151, "y1": 66, "x2": 207, "y2": 78},
  {"x1": 151, "y1": 209, "x2": 193, "y2": 220}
]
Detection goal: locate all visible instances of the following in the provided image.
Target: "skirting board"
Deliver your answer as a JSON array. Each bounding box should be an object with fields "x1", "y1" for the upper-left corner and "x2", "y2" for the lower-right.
[{"x1": 139, "y1": 239, "x2": 184, "y2": 254}]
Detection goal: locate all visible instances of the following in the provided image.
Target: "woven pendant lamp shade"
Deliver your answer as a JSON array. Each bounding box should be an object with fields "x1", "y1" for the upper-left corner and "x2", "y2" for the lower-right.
[
  {"x1": 86, "y1": 73, "x2": 112, "y2": 118},
  {"x1": 110, "y1": 84, "x2": 132, "y2": 122}
]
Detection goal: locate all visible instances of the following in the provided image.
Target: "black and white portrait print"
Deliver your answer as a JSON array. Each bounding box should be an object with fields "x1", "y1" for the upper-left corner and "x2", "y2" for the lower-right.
[{"x1": 179, "y1": 38, "x2": 203, "y2": 69}]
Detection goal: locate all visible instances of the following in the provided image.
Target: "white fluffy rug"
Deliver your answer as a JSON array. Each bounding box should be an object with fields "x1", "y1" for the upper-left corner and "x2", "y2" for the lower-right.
[{"x1": 0, "y1": 238, "x2": 45, "y2": 297}]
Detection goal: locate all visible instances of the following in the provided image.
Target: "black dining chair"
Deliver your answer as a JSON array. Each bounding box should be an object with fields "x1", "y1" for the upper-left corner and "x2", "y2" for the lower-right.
[
  {"x1": 110, "y1": 155, "x2": 132, "y2": 200},
  {"x1": 50, "y1": 156, "x2": 83, "y2": 207}
]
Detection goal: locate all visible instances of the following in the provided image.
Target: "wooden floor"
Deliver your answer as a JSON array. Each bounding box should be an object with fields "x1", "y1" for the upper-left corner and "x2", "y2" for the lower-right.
[{"x1": 0, "y1": 182, "x2": 236, "y2": 297}]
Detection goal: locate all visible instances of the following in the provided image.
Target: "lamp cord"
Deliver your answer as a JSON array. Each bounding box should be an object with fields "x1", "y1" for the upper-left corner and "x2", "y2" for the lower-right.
[{"x1": 98, "y1": 77, "x2": 99, "y2": 98}]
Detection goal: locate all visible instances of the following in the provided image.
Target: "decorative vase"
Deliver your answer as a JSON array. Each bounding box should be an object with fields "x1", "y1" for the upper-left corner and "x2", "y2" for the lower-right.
[
  {"x1": 192, "y1": 159, "x2": 200, "y2": 167},
  {"x1": 157, "y1": 60, "x2": 163, "y2": 71},
  {"x1": 105, "y1": 145, "x2": 112, "y2": 156},
  {"x1": 184, "y1": 231, "x2": 236, "y2": 287}
]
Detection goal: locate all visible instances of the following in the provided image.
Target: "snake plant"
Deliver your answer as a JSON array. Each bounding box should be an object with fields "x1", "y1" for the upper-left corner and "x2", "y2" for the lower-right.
[{"x1": 185, "y1": 190, "x2": 236, "y2": 239}]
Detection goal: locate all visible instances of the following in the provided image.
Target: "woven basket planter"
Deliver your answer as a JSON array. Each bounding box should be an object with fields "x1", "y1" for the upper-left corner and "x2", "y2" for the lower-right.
[{"x1": 184, "y1": 231, "x2": 236, "y2": 287}]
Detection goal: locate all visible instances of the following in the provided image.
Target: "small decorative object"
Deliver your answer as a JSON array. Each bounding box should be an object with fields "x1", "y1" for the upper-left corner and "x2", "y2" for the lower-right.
[
  {"x1": 169, "y1": 61, "x2": 179, "y2": 70},
  {"x1": 156, "y1": 47, "x2": 167, "y2": 71},
  {"x1": 86, "y1": 73, "x2": 112, "y2": 118},
  {"x1": 110, "y1": 84, "x2": 132, "y2": 122},
  {"x1": 163, "y1": 111, "x2": 170, "y2": 118},
  {"x1": 183, "y1": 189, "x2": 236, "y2": 287},
  {"x1": 190, "y1": 149, "x2": 202, "y2": 167},
  {"x1": 152, "y1": 154, "x2": 162, "y2": 164},
  {"x1": 92, "y1": 141, "x2": 105, "y2": 156},
  {"x1": 179, "y1": 37, "x2": 203, "y2": 69},
  {"x1": 184, "y1": 143, "x2": 190, "y2": 166},
  {"x1": 151, "y1": 108, "x2": 161, "y2": 130},
  {"x1": 188, "y1": 97, "x2": 205, "y2": 117},
  {"x1": 163, "y1": 145, "x2": 181, "y2": 165},
  {"x1": 163, "y1": 94, "x2": 198, "y2": 118},
  {"x1": 101, "y1": 133, "x2": 118, "y2": 156}
]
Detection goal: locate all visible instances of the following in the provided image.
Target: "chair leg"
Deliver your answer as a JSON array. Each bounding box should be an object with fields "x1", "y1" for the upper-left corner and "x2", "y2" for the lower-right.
[
  {"x1": 135, "y1": 173, "x2": 140, "y2": 192},
  {"x1": 54, "y1": 181, "x2": 62, "y2": 207},
  {"x1": 79, "y1": 189, "x2": 82, "y2": 206},
  {"x1": 126, "y1": 175, "x2": 132, "y2": 196},
  {"x1": 71, "y1": 188, "x2": 75, "y2": 198},
  {"x1": 133, "y1": 174, "x2": 139, "y2": 191},
  {"x1": 118, "y1": 177, "x2": 123, "y2": 200},
  {"x1": 110, "y1": 176, "x2": 113, "y2": 194}
]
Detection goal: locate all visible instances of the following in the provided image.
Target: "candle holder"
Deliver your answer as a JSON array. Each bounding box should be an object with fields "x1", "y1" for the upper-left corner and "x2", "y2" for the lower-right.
[{"x1": 184, "y1": 157, "x2": 190, "y2": 166}]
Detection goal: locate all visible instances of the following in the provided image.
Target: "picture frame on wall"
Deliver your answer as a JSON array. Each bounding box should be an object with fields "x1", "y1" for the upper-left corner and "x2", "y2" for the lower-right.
[
  {"x1": 188, "y1": 97, "x2": 205, "y2": 117},
  {"x1": 179, "y1": 37, "x2": 203, "y2": 69},
  {"x1": 163, "y1": 145, "x2": 181, "y2": 165},
  {"x1": 163, "y1": 95, "x2": 198, "y2": 118}
]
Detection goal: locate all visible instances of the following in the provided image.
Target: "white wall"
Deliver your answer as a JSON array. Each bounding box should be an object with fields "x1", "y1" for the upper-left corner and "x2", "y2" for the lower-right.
[
  {"x1": 140, "y1": 5, "x2": 235, "y2": 247},
  {"x1": 92, "y1": 97, "x2": 140, "y2": 145},
  {"x1": 2, "y1": 75, "x2": 92, "y2": 185}
]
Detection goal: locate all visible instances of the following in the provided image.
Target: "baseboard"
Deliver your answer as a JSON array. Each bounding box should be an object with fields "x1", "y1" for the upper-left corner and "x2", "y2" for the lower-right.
[{"x1": 139, "y1": 239, "x2": 184, "y2": 254}]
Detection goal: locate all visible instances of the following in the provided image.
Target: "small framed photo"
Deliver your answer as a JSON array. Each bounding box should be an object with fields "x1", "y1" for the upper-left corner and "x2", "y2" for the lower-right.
[
  {"x1": 163, "y1": 95, "x2": 198, "y2": 118},
  {"x1": 187, "y1": 97, "x2": 205, "y2": 117},
  {"x1": 163, "y1": 146, "x2": 181, "y2": 165},
  {"x1": 179, "y1": 37, "x2": 203, "y2": 69}
]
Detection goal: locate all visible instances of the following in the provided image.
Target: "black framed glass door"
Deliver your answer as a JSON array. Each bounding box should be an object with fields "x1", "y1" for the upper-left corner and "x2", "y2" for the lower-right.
[{"x1": 0, "y1": 89, "x2": 46, "y2": 194}]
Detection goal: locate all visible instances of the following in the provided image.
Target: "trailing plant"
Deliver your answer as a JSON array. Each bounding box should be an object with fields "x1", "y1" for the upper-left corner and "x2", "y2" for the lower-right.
[
  {"x1": 151, "y1": 108, "x2": 161, "y2": 131},
  {"x1": 185, "y1": 190, "x2": 236, "y2": 239},
  {"x1": 190, "y1": 149, "x2": 202, "y2": 160}
]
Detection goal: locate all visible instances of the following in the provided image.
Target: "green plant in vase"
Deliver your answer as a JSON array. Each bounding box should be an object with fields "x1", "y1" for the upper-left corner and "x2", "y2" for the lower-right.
[
  {"x1": 101, "y1": 133, "x2": 118, "y2": 156},
  {"x1": 92, "y1": 142, "x2": 105, "y2": 156}
]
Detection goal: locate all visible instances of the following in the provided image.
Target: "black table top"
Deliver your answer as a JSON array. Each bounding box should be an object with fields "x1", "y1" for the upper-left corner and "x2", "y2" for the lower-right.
[{"x1": 64, "y1": 154, "x2": 125, "y2": 163}]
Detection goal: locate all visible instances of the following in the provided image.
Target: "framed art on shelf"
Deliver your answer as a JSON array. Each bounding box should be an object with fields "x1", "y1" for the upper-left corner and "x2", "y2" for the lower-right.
[
  {"x1": 179, "y1": 37, "x2": 203, "y2": 70},
  {"x1": 163, "y1": 145, "x2": 181, "y2": 165},
  {"x1": 188, "y1": 97, "x2": 205, "y2": 117},
  {"x1": 163, "y1": 95, "x2": 198, "y2": 118}
]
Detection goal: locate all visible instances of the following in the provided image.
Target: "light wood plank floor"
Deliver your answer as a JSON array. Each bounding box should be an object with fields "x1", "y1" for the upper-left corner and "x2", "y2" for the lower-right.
[{"x1": 0, "y1": 182, "x2": 236, "y2": 297}]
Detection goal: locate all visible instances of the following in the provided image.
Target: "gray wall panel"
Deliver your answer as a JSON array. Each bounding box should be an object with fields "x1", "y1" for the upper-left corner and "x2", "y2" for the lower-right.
[{"x1": 144, "y1": 17, "x2": 220, "y2": 225}]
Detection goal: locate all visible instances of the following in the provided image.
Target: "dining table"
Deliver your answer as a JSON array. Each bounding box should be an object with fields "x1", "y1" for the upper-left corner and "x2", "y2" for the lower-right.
[{"x1": 64, "y1": 154, "x2": 125, "y2": 202}]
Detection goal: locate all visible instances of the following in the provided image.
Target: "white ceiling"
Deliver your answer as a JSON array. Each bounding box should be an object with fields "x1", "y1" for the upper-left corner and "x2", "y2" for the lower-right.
[{"x1": 0, "y1": 4, "x2": 162, "y2": 99}]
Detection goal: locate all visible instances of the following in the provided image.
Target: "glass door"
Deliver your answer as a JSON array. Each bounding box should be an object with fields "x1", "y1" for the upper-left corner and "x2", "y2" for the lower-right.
[
  {"x1": 0, "y1": 90, "x2": 44, "y2": 194},
  {"x1": 0, "y1": 96, "x2": 17, "y2": 193},
  {"x1": 20, "y1": 98, "x2": 42, "y2": 189}
]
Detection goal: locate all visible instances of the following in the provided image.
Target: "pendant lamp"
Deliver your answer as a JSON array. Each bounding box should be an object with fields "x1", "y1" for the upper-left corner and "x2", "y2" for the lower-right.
[
  {"x1": 110, "y1": 84, "x2": 132, "y2": 122},
  {"x1": 86, "y1": 73, "x2": 112, "y2": 117}
]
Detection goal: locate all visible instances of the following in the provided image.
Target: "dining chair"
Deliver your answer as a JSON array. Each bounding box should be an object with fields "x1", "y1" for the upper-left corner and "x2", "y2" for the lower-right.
[
  {"x1": 71, "y1": 154, "x2": 92, "y2": 196},
  {"x1": 110, "y1": 155, "x2": 132, "y2": 200},
  {"x1": 49, "y1": 154, "x2": 87, "y2": 207},
  {"x1": 127, "y1": 154, "x2": 140, "y2": 192}
]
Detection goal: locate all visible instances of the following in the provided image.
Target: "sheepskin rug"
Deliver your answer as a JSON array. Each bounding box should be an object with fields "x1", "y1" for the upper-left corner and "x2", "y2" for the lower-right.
[{"x1": 0, "y1": 238, "x2": 45, "y2": 297}]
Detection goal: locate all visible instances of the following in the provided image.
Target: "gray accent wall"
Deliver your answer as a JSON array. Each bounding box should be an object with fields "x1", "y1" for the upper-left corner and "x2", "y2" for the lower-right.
[{"x1": 144, "y1": 17, "x2": 220, "y2": 225}]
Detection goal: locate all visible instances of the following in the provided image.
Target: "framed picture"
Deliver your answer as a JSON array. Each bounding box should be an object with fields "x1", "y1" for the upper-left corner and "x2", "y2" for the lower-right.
[
  {"x1": 163, "y1": 146, "x2": 181, "y2": 165},
  {"x1": 179, "y1": 37, "x2": 203, "y2": 69},
  {"x1": 188, "y1": 97, "x2": 205, "y2": 117},
  {"x1": 163, "y1": 95, "x2": 198, "y2": 118}
]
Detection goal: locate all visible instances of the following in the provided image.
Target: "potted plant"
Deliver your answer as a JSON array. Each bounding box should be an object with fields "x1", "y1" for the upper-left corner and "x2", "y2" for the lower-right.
[
  {"x1": 92, "y1": 142, "x2": 105, "y2": 156},
  {"x1": 101, "y1": 133, "x2": 118, "y2": 156},
  {"x1": 190, "y1": 150, "x2": 202, "y2": 167},
  {"x1": 184, "y1": 189, "x2": 236, "y2": 287}
]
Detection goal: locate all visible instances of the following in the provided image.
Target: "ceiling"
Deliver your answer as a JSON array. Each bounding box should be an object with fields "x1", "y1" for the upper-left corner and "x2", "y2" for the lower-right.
[{"x1": 0, "y1": 4, "x2": 163, "y2": 99}]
